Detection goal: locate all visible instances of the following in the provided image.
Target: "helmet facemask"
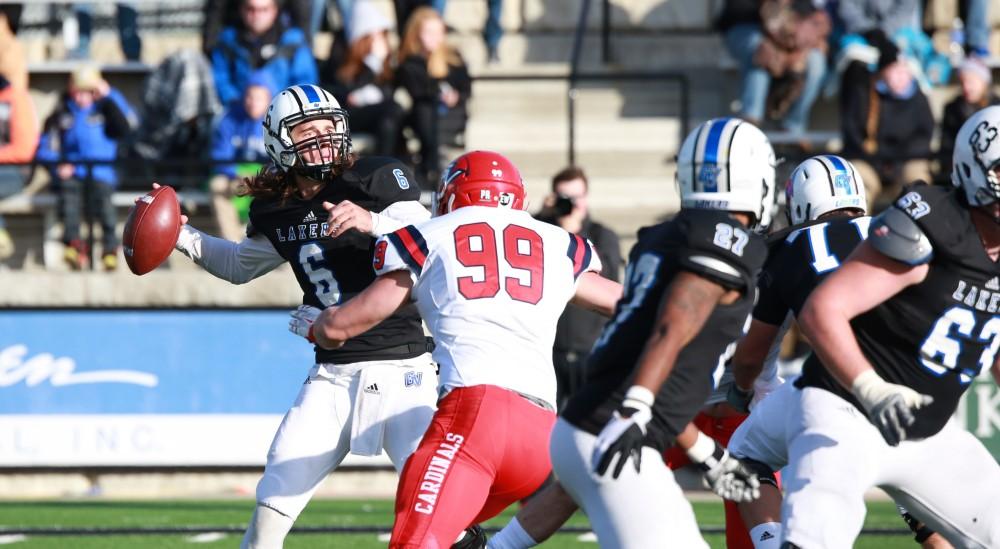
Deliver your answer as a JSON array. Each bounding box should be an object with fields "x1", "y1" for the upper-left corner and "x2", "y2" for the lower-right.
[{"x1": 284, "y1": 111, "x2": 352, "y2": 181}]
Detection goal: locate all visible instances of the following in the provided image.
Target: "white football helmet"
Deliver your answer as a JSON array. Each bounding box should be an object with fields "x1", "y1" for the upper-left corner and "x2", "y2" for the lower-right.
[
  {"x1": 677, "y1": 118, "x2": 777, "y2": 231},
  {"x1": 785, "y1": 155, "x2": 867, "y2": 225},
  {"x1": 952, "y1": 105, "x2": 1000, "y2": 207},
  {"x1": 263, "y1": 84, "x2": 351, "y2": 180}
]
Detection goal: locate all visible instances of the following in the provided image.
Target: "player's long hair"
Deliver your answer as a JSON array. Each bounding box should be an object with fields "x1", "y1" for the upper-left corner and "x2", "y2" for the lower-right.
[{"x1": 239, "y1": 157, "x2": 357, "y2": 202}]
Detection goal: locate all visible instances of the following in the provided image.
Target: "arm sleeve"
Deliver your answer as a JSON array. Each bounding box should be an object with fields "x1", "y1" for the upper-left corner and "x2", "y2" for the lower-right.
[
  {"x1": 174, "y1": 224, "x2": 285, "y2": 284},
  {"x1": 369, "y1": 200, "x2": 432, "y2": 236},
  {"x1": 374, "y1": 226, "x2": 427, "y2": 288}
]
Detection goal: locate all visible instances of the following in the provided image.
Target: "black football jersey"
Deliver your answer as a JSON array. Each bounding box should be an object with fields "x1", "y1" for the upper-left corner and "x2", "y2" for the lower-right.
[
  {"x1": 797, "y1": 184, "x2": 1000, "y2": 439},
  {"x1": 249, "y1": 157, "x2": 429, "y2": 364},
  {"x1": 754, "y1": 216, "x2": 870, "y2": 325},
  {"x1": 561, "y1": 209, "x2": 768, "y2": 451}
]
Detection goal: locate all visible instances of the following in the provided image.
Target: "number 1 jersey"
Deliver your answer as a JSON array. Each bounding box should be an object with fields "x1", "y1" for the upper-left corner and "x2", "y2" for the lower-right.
[
  {"x1": 249, "y1": 158, "x2": 429, "y2": 364},
  {"x1": 374, "y1": 206, "x2": 603, "y2": 409}
]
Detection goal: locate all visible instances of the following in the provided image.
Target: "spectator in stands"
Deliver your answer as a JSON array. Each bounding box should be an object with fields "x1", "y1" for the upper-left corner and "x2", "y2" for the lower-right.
[
  {"x1": 0, "y1": 74, "x2": 39, "y2": 262},
  {"x1": 210, "y1": 0, "x2": 318, "y2": 107},
  {"x1": 203, "y1": 0, "x2": 312, "y2": 53},
  {"x1": 70, "y1": 3, "x2": 142, "y2": 62},
  {"x1": 841, "y1": 43, "x2": 933, "y2": 209},
  {"x1": 36, "y1": 65, "x2": 138, "y2": 271},
  {"x1": 939, "y1": 58, "x2": 1000, "y2": 182},
  {"x1": 0, "y1": 5, "x2": 26, "y2": 90},
  {"x1": 209, "y1": 72, "x2": 274, "y2": 242},
  {"x1": 309, "y1": 0, "x2": 355, "y2": 43},
  {"x1": 718, "y1": 0, "x2": 828, "y2": 136},
  {"x1": 534, "y1": 166, "x2": 621, "y2": 411},
  {"x1": 394, "y1": 1, "x2": 503, "y2": 63},
  {"x1": 323, "y1": 1, "x2": 404, "y2": 158},
  {"x1": 963, "y1": 0, "x2": 991, "y2": 59},
  {"x1": 396, "y1": 7, "x2": 471, "y2": 187},
  {"x1": 835, "y1": 0, "x2": 951, "y2": 87}
]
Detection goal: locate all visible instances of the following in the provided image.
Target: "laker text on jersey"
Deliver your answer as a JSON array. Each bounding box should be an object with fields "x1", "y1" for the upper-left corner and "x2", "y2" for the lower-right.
[
  {"x1": 275, "y1": 222, "x2": 330, "y2": 242},
  {"x1": 952, "y1": 278, "x2": 1000, "y2": 314}
]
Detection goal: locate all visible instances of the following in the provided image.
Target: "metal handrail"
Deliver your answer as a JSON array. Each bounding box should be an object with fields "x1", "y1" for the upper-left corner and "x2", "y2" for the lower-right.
[{"x1": 565, "y1": 0, "x2": 690, "y2": 166}]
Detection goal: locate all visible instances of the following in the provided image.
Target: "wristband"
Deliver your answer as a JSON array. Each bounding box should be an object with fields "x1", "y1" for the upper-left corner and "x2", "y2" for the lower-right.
[
  {"x1": 686, "y1": 431, "x2": 719, "y2": 464},
  {"x1": 623, "y1": 385, "x2": 655, "y2": 409}
]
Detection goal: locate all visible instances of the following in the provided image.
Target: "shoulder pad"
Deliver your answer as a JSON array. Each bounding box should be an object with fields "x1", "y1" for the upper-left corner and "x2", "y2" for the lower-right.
[{"x1": 869, "y1": 207, "x2": 933, "y2": 265}]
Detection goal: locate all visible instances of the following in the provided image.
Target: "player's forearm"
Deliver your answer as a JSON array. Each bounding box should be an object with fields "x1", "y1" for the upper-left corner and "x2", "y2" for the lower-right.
[
  {"x1": 798, "y1": 292, "x2": 873, "y2": 390},
  {"x1": 632, "y1": 273, "x2": 724, "y2": 393},
  {"x1": 571, "y1": 272, "x2": 622, "y2": 317},
  {"x1": 174, "y1": 225, "x2": 277, "y2": 284},
  {"x1": 314, "y1": 272, "x2": 413, "y2": 349},
  {"x1": 672, "y1": 422, "x2": 701, "y2": 451}
]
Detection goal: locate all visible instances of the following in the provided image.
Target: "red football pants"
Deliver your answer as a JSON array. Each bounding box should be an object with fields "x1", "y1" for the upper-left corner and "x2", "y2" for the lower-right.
[
  {"x1": 663, "y1": 411, "x2": 756, "y2": 549},
  {"x1": 390, "y1": 385, "x2": 556, "y2": 549}
]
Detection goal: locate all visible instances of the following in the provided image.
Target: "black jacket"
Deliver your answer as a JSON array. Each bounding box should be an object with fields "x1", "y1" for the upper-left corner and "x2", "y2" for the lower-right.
[{"x1": 841, "y1": 63, "x2": 934, "y2": 162}]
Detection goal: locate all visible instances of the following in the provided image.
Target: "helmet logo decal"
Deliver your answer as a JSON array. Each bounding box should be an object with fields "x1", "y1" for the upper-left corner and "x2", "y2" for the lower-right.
[
  {"x1": 698, "y1": 164, "x2": 721, "y2": 192},
  {"x1": 833, "y1": 173, "x2": 853, "y2": 195},
  {"x1": 498, "y1": 192, "x2": 514, "y2": 207},
  {"x1": 479, "y1": 189, "x2": 491, "y2": 201},
  {"x1": 970, "y1": 120, "x2": 998, "y2": 154}
]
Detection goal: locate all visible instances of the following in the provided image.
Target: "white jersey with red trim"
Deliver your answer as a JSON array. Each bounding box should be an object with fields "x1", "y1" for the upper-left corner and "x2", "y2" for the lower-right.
[{"x1": 374, "y1": 206, "x2": 603, "y2": 409}]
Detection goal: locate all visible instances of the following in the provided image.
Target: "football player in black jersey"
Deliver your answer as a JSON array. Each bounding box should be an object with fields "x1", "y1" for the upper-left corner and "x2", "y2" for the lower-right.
[
  {"x1": 779, "y1": 106, "x2": 1000, "y2": 547},
  {"x1": 169, "y1": 84, "x2": 445, "y2": 549},
  {"x1": 718, "y1": 154, "x2": 869, "y2": 549},
  {"x1": 526, "y1": 118, "x2": 774, "y2": 548}
]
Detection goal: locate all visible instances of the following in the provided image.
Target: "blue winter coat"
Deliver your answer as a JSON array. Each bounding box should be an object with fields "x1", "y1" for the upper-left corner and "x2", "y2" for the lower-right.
[
  {"x1": 210, "y1": 25, "x2": 318, "y2": 107},
  {"x1": 36, "y1": 88, "x2": 137, "y2": 187},
  {"x1": 211, "y1": 105, "x2": 268, "y2": 178}
]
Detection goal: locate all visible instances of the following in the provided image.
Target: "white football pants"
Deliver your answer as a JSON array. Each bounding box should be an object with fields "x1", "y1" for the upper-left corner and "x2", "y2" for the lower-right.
[
  {"x1": 255, "y1": 354, "x2": 438, "y2": 520},
  {"x1": 549, "y1": 418, "x2": 709, "y2": 549},
  {"x1": 778, "y1": 386, "x2": 1000, "y2": 549}
]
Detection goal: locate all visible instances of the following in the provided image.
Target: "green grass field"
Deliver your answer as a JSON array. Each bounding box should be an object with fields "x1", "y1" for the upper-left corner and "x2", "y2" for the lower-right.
[{"x1": 0, "y1": 498, "x2": 916, "y2": 547}]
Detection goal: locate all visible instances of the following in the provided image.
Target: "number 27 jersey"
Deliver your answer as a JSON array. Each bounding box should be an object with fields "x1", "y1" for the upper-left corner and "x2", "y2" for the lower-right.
[{"x1": 374, "y1": 206, "x2": 603, "y2": 409}]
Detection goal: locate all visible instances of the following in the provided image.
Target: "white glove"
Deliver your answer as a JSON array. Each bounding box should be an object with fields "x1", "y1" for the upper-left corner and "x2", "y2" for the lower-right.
[
  {"x1": 687, "y1": 431, "x2": 760, "y2": 503},
  {"x1": 592, "y1": 386, "x2": 654, "y2": 479},
  {"x1": 851, "y1": 370, "x2": 933, "y2": 446},
  {"x1": 288, "y1": 305, "x2": 321, "y2": 343}
]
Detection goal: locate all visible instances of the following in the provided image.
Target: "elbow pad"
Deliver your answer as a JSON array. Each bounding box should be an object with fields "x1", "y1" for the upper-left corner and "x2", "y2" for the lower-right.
[{"x1": 868, "y1": 207, "x2": 933, "y2": 265}]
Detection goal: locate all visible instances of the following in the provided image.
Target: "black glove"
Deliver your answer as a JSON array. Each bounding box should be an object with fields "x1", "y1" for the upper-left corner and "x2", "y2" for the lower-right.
[{"x1": 592, "y1": 387, "x2": 654, "y2": 479}]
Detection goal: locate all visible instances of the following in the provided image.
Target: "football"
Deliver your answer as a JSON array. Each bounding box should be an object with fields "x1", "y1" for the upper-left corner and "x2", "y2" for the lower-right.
[{"x1": 122, "y1": 185, "x2": 181, "y2": 275}]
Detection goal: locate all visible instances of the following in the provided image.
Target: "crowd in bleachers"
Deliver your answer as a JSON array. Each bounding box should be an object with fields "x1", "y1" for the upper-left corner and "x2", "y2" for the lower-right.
[
  {"x1": 0, "y1": 0, "x2": 997, "y2": 272},
  {"x1": 719, "y1": 0, "x2": 995, "y2": 208},
  {"x1": 0, "y1": 0, "x2": 486, "y2": 271}
]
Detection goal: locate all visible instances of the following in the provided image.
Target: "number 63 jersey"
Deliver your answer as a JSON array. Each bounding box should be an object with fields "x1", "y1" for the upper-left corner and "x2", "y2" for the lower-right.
[
  {"x1": 798, "y1": 184, "x2": 1000, "y2": 439},
  {"x1": 374, "y1": 206, "x2": 603, "y2": 410}
]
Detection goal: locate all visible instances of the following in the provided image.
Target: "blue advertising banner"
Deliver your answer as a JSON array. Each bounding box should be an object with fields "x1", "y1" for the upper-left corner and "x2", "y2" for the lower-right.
[
  {"x1": 0, "y1": 309, "x2": 390, "y2": 467},
  {"x1": 0, "y1": 309, "x2": 312, "y2": 414}
]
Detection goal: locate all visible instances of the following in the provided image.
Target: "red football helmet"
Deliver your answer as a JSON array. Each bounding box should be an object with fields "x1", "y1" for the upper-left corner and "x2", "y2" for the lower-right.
[{"x1": 434, "y1": 150, "x2": 526, "y2": 216}]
